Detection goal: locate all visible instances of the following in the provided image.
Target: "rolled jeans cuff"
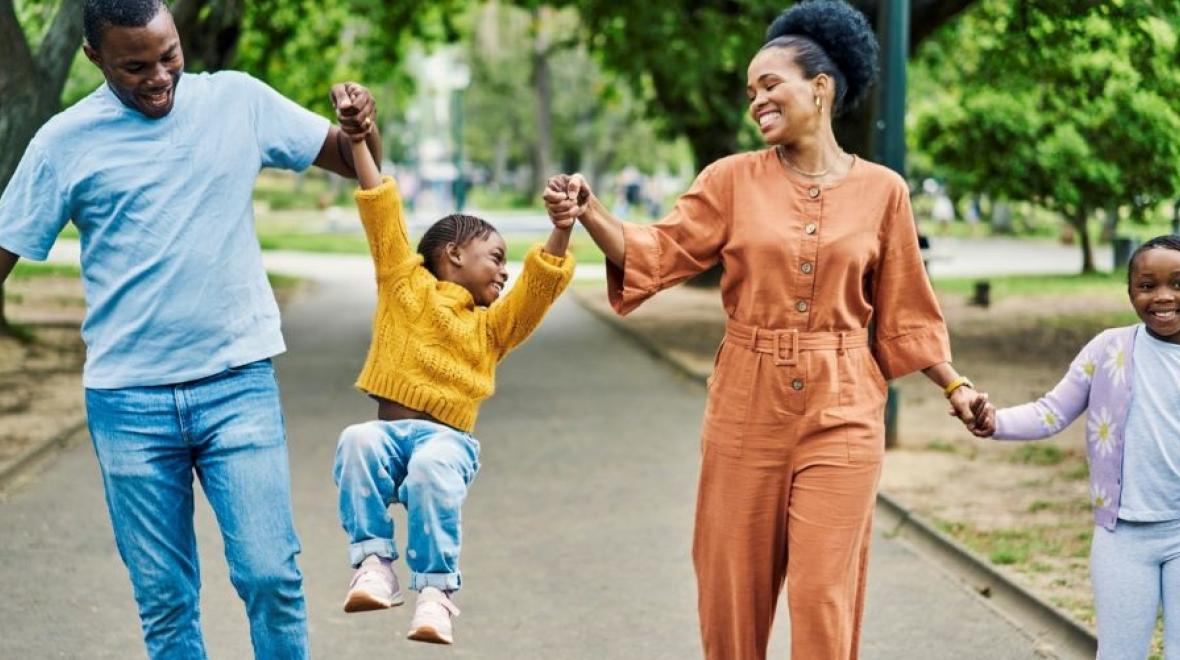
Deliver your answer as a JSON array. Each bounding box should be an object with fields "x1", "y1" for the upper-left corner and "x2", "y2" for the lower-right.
[
  {"x1": 349, "y1": 539, "x2": 397, "y2": 568},
  {"x1": 411, "y1": 571, "x2": 462, "y2": 592}
]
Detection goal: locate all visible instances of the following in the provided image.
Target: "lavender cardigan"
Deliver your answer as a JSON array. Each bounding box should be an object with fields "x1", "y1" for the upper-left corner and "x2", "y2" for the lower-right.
[{"x1": 994, "y1": 325, "x2": 1140, "y2": 531}]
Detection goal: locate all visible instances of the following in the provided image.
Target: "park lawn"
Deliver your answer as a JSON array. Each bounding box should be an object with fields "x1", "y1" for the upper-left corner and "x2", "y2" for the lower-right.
[
  {"x1": 931, "y1": 271, "x2": 1130, "y2": 300},
  {"x1": 255, "y1": 230, "x2": 608, "y2": 264},
  {"x1": 9, "y1": 262, "x2": 82, "y2": 280}
]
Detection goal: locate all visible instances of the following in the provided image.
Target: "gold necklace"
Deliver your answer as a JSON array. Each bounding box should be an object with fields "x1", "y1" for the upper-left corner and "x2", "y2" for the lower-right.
[{"x1": 778, "y1": 145, "x2": 843, "y2": 178}]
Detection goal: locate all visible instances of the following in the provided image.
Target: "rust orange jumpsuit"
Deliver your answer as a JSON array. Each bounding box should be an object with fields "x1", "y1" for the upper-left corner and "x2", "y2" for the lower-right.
[{"x1": 606, "y1": 149, "x2": 951, "y2": 659}]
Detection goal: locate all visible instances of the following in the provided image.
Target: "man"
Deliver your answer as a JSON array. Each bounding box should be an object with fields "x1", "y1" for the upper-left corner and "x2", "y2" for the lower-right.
[{"x1": 0, "y1": 1, "x2": 379, "y2": 657}]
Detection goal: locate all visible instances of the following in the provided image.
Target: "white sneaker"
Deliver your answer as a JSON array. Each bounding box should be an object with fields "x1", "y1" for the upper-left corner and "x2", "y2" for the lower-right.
[
  {"x1": 406, "y1": 587, "x2": 460, "y2": 644},
  {"x1": 342, "y1": 555, "x2": 405, "y2": 612}
]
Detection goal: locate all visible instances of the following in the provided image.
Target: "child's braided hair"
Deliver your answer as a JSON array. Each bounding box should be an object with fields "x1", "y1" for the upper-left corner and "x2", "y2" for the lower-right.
[
  {"x1": 762, "y1": 0, "x2": 880, "y2": 117},
  {"x1": 1128, "y1": 234, "x2": 1180, "y2": 286},
  {"x1": 417, "y1": 214, "x2": 499, "y2": 278}
]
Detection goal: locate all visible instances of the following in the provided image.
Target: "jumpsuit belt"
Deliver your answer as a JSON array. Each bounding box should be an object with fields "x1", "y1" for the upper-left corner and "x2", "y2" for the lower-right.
[{"x1": 724, "y1": 321, "x2": 870, "y2": 366}]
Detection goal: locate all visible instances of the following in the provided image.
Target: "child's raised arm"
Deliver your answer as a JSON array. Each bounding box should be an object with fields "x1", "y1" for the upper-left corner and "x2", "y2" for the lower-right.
[{"x1": 350, "y1": 137, "x2": 382, "y2": 190}]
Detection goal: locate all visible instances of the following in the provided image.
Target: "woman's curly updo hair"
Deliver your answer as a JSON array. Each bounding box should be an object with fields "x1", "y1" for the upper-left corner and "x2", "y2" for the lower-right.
[
  {"x1": 417, "y1": 214, "x2": 499, "y2": 278},
  {"x1": 762, "y1": 0, "x2": 880, "y2": 117}
]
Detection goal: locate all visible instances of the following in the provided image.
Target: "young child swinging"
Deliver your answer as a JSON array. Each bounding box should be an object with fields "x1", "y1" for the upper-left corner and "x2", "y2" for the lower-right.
[{"x1": 331, "y1": 91, "x2": 575, "y2": 645}]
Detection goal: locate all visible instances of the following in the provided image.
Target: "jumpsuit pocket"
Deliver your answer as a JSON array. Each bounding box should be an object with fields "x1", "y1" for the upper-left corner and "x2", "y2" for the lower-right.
[
  {"x1": 838, "y1": 349, "x2": 888, "y2": 464},
  {"x1": 702, "y1": 341, "x2": 755, "y2": 457}
]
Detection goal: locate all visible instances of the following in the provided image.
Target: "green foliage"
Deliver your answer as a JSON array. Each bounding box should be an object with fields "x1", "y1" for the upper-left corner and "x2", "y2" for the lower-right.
[
  {"x1": 461, "y1": 3, "x2": 688, "y2": 190},
  {"x1": 232, "y1": 0, "x2": 466, "y2": 122},
  {"x1": 913, "y1": 1, "x2": 1180, "y2": 270},
  {"x1": 544, "y1": 0, "x2": 781, "y2": 167}
]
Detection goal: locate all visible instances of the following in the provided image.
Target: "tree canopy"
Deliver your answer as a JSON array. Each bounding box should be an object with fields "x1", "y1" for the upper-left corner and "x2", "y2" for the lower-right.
[{"x1": 914, "y1": 0, "x2": 1180, "y2": 272}]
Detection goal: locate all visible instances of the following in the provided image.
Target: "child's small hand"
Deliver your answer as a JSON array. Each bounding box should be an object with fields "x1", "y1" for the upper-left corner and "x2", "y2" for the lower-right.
[
  {"x1": 971, "y1": 401, "x2": 997, "y2": 437},
  {"x1": 330, "y1": 82, "x2": 377, "y2": 142},
  {"x1": 542, "y1": 173, "x2": 590, "y2": 229},
  {"x1": 947, "y1": 387, "x2": 993, "y2": 436}
]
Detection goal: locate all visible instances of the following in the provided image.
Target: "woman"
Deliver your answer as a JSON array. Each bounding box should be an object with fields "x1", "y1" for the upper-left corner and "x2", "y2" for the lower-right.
[{"x1": 543, "y1": 1, "x2": 986, "y2": 658}]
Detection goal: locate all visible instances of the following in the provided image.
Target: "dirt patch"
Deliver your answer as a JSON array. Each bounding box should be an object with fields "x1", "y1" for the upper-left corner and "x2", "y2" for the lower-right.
[
  {"x1": 573, "y1": 281, "x2": 1138, "y2": 633},
  {"x1": 0, "y1": 277, "x2": 89, "y2": 474},
  {"x1": 0, "y1": 276, "x2": 306, "y2": 481}
]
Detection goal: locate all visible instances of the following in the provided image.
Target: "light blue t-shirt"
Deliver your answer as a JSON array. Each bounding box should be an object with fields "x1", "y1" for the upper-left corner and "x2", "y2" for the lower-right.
[
  {"x1": 1118, "y1": 325, "x2": 1180, "y2": 521},
  {"x1": 0, "y1": 71, "x2": 329, "y2": 388}
]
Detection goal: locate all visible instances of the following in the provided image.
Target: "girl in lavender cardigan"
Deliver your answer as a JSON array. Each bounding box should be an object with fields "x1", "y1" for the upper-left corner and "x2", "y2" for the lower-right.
[{"x1": 975, "y1": 235, "x2": 1180, "y2": 660}]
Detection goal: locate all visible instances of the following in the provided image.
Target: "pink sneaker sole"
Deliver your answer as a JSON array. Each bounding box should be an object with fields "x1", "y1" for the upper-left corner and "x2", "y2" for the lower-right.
[
  {"x1": 342, "y1": 588, "x2": 405, "y2": 612},
  {"x1": 407, "y1": 625, "x2": 452, "y2": 644}
]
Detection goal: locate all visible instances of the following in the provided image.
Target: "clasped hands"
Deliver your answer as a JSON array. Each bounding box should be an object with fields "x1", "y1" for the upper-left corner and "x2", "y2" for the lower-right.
[{"x1": 949, "y1": 385, "x2": 996, "y2": 438}]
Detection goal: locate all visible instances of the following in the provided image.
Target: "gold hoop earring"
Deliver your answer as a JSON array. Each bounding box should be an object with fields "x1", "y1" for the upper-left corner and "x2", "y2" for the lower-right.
[{"x1": 815, "y1": 96, "x2": 822, "y2": 112}]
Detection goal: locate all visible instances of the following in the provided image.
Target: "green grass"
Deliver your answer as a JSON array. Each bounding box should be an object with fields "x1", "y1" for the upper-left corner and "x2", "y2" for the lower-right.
[
  {"x1": 932, "y1": 271, "x2": 1129, "y2": 299},
  {"x1": 257, "y1": 233, "x2": 371, "y2": 254},
  {"x1": 925, "y1": 439, "x2": 959, "y2": 453},
  {"x1": 936, "y1": 519, "x2": 1093, "y2": 567},
  {"x1": 1007, "y1": 443, "x2": 1068, "y2": 466},
  {"x1": 266, "y1": 273, "x2": 302, "y2": 290},
  {"x1": 254, "y1": 231, "x2": 608, "y2": 264},
  {"x1": 9, "y1": 262, "x2": 81, "y2": 279}
]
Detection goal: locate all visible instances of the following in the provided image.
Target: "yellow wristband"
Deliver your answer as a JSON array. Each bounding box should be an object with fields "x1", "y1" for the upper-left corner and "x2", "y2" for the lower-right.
[{"x1": 944, "y1": 376, "x2": 973, "y2": 399}]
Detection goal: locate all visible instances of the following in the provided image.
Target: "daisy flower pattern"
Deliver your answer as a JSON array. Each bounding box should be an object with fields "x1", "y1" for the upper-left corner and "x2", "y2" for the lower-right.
[
  {"x1": 1103, "y1": 344, "x2": 1126, "y2": 387},
  {"x1": 1091, "y1": 484, "x2": 1110, "y2": 510},
  {"x1": 1088, "y1": 407, "x2": 1117, "y2": 456},
  {"x1": 1037, "y1": 406, "x2": 1060, "y2": 432},
  {"x1": 1076, "y1": 352, "x2": 1097, "y2": 381}
]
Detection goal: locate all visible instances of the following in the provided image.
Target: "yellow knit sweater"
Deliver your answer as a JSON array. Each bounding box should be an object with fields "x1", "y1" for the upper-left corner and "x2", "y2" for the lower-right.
[{"x1": 353, "y1": 177, "x2": 575, "y2": 432}]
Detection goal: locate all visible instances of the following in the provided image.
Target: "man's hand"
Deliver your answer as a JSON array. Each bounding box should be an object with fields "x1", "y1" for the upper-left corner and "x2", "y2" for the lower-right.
[
  {"x1": 542, "y1": 173, "x2": 591, "y2": 228},
  {"x1": 330, "y1": 82, "x2": 376, "y2": 142}
]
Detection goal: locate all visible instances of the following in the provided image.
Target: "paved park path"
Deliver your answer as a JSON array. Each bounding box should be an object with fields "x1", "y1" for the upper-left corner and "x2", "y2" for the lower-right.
[{"x1": 2, "y1": 262, "x2": 1056, "y2": 659}]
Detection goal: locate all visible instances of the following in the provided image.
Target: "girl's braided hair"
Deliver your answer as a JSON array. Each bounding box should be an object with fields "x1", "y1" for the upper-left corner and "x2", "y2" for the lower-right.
[
  {"x1": 1128, "y1": 234, "x2": 1180, "y2": 286},
  {"x1": 417, "y1": 214, "x2": 499, "y2": 278},
  {"x1": 762, "y1": 0, "x2": 880, "y2": 117}
]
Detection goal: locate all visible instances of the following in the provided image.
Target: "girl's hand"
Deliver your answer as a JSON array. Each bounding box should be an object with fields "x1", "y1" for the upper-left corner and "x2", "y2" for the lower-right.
[
  {"x1": 330, "y1": 82, "x2": 376, "y2": 142},
  {"x1": 946, "y1": 386, "x2": 987, "y2": 431},
  {"x1": 970, "y1": 402, "x2": 998, "y2": 438},
  {"x1": 542, "y1": 173, "x2": 591, "y2": 228}
]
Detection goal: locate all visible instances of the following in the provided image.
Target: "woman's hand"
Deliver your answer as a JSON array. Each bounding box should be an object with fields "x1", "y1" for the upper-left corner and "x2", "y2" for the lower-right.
[
  {"x1": 542, "y1": 173, "x2": 591, "y2": 228},
  {"x1": 947, "y1": 387, "x2": 994, "y2": 436}
]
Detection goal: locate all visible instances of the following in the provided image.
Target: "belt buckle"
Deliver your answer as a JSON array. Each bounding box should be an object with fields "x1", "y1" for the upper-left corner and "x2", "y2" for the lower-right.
[{"x1": 773, "y1": 329, "x2": 800, "y2": 366}]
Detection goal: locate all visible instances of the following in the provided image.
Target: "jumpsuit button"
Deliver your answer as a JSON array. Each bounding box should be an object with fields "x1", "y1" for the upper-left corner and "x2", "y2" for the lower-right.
[
  {"x1": 801, "y1": 261, "x2": 814, "y2": 275},
  {"x1": 804, "y1": 223, "x2": 818, "y2": 235},
  {"x1": 796, "y1": 300, "x2": 809, "y2": 312},
  {"x1": 808, "y1": 187, "x2": 821, "y2": 199},
  {"x1": 792, "y1": 379, "x2": 805, "y2": 391}
]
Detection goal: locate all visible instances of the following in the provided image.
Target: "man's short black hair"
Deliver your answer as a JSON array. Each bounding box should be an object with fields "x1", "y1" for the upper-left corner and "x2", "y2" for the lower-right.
[{"x1": 84, "y1": 0, "x2": 167, "y2": 49}]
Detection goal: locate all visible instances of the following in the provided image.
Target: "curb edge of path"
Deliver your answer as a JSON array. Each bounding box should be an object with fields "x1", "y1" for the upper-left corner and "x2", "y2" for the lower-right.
[
  {"x1": 570, "y1": 289, "x2": 1098, "y2": 660},
  {"x1": 0, "y1": 420, "x2": 88, "y2": 493}
]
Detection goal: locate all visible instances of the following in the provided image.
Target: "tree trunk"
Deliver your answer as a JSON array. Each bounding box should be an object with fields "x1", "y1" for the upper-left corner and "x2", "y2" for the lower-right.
[
  {"x1": 172, "y1": 0, "x2": 244, "y2": 72},
  {"x1": 530, "y1": 7, "x2": 555, "y2": 196},
  {"x1": 0, "y1": 0, "x2": 85, "y2": 335},
  {"x1": 1072, "y1": 207, "x2": 1095, "y2": 274},
  {"x1": 834, "y1": 101, "x2": 874, "y2": 160}
]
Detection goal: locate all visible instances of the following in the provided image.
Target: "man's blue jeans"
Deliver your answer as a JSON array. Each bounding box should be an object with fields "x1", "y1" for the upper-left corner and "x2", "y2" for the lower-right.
[
  {"x1": 86, "y1": 359, "x2": 308, "y2": 659},
  {"x1": 333, "y1": 420, "x2": 480, "y2": 592}
]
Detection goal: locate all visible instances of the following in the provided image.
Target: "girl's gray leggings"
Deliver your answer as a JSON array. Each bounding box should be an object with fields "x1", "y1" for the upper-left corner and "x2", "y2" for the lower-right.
[{"x1": 1092, "y1": 519, "x2": 1180, "y2": 659}]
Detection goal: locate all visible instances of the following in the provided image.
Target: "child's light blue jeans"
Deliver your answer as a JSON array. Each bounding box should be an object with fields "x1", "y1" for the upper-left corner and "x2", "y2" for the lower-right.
[
  {"x1": 86, "y1": 359, "x2": 307, "y2": 660},
  {"x1": 1091, "y1": 518, "x2": 1180, "y2": 659},
  {"x1": 333, "y1": 419, "x2": 481, "y2": 592}
]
